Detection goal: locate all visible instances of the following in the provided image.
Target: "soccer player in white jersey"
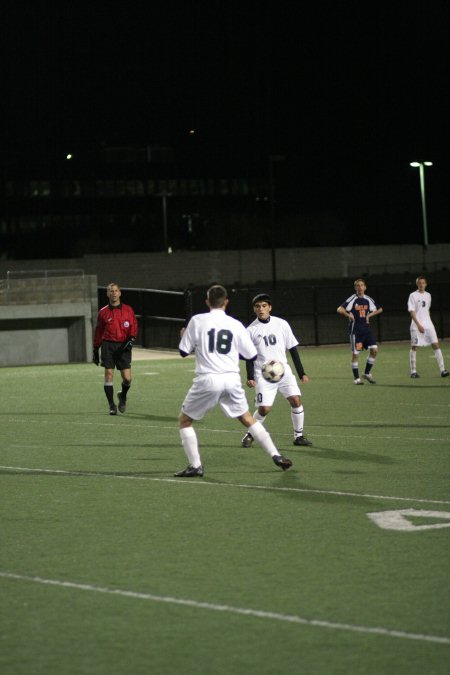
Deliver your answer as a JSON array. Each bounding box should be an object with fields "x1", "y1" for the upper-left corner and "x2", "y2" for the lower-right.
[
  {"x1": 241, "y1": 293, "x2": 312, "y2": 449},
  {"x1": 408, "y1": 276, "x2": 449, "y2": 379},
  {"x1": 175, "y1": 285, "x2": 293, "y2": 477}
]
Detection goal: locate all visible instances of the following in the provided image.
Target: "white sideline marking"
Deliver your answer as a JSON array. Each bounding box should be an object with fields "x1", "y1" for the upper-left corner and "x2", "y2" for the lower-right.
[
  {"x1": 4, "y1": 414, "x2": 449, "y2": 443},
  {"x1": 3, "y1": 416, "x2": 449, "y2": 443},
  {"x1": 1, "y1": 571, "x2": 448, "y2": 645},
  {"x1": 1, "y1": 465, "x2": 450, "y2": 505}
]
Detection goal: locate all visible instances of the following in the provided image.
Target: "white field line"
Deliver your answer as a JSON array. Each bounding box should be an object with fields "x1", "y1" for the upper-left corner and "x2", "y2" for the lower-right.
[
  {"x1": 367, "y1": 402, "x2": 450, "y2": 408},
  {"x1": 1, "y1": 465, "x2": 450, "y2": 505},
  {"x1": 0, "y1": 571, "x2": 448, "y2": 645},
  {"x1": 2, "y1": 416, "x2": 449, "y2": 443}
]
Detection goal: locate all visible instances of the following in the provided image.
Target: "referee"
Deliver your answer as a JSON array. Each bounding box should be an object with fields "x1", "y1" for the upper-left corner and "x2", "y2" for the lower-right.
[{"x1": 93, "y1": 283, "x2": 138, "y2": 414}]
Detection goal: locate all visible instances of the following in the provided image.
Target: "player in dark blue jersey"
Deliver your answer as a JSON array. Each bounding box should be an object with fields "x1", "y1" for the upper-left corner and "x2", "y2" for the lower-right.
[{"x1": 337, "y1": 279, "x2": 383, "y2": 384}]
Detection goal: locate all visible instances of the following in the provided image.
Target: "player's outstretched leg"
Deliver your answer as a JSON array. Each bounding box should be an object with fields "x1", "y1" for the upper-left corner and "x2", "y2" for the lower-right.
[
  {"x1": 246, "y1": 420, "x2": 293, "y2": 471},
  {"x1": 272, "y1": 455, "x2": 293, "y2": 471}
]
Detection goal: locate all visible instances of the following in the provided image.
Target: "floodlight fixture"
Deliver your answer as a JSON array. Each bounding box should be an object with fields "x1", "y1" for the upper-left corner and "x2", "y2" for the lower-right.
[{"x1": 410, "y1": 161, "x2": 433, "y2": 247}]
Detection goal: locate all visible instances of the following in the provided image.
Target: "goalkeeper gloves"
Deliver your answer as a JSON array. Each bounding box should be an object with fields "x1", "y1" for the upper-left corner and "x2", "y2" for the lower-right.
[
  {"x1": 93, "y1": 347, "x2": 100, "y2": 366},
  {"x1": 122, "y1": 337, "x2": 136, "y2": 351}
]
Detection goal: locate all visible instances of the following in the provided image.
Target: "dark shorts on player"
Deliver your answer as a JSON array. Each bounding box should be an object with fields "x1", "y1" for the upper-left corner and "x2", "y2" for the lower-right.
[
  {"x1": 101, "y1": 340, "x2": 132, "y2": 370},
  {"x1": 349, "y1": 324, "x2": 377, "y2": 353}
]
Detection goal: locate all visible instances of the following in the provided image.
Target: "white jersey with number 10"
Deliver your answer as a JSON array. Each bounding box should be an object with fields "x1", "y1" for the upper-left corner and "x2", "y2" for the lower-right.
[{"x1": 247, "y1": 316, "x2": 298, "y2": 377}]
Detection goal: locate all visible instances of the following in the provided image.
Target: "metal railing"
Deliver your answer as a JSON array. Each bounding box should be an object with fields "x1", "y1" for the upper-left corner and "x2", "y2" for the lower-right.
[{"x1": 97, "y1": 281, "x2": 449, "y2": 349}]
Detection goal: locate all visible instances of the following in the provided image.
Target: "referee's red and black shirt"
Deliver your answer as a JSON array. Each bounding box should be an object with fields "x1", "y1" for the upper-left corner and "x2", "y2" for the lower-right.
[{"x1": 93, "y1": 303, "x2": 138, "y2": 347}]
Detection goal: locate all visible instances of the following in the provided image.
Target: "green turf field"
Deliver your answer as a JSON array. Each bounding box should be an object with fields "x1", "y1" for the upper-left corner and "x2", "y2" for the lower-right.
[{"x1": 1, "y1": 343, "x2": 449, "y2": 674}]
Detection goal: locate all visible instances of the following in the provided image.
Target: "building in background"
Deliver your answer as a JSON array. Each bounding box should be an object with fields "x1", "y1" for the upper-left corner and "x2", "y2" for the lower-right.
[{"x1": 0, "y1": 142, "x2": 277, "y2": 260}]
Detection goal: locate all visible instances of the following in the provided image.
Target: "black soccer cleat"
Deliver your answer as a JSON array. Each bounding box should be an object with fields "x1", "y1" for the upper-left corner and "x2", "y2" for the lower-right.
[
  {"x1": 117, "y1": 391, "x2": 127, "y2": 413},
  {"x1": 174, "y1": 465, "x2": 204, "y2": 477},
  {"x1": 293, "y1": 435, "x2": 313, "y2": 447},
  {"x1": 241, "y1": 432, "x2": 254, "y2": 448},
  {"x1": 109, "y1": 404, "x2": 118, "y2": 416},
  {"x1": 441, "y1": 370, "x2": 449, "y2": 378},
  {"x1": 410, "y1": 372, "x2": 420, "y2": 379},
  {"x1": 272, "y1": 455, "x2": 293, "y2": 471}
]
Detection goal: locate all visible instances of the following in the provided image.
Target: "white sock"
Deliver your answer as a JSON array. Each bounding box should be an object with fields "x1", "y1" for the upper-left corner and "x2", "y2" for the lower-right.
[
  {"x1": 291, "y1": 405, "x2": 304, "y2": 437},
  {"x1": 247, "y1": 421, "x2": 278, "y2": 458},
  {"x1": 435, "y1": 348, "x2": 445, "y2": 372},
  {"x1": 409, "y1": 349, "x2": 417, "y2": 373},
  {"x1": 179, "y1": 427, "x2": 202, "y2": 467},
  {"x1": 253, "y1": 410, "x2": 266, "y2": 424}
]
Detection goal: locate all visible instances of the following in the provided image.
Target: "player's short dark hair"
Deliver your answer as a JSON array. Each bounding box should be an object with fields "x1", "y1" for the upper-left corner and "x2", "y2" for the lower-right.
[
  {"x1": 252, "y1": 293, "x2": 272, "y2": 306},
  {"x1": 207, "y1": 285, "x2": 228, "y2": 308},
  {"x1": 416, "y1": 275, "x2": 427, "y2": 284}
]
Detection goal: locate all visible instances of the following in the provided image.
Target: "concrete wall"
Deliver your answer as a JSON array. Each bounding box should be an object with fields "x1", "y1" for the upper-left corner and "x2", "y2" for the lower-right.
[
  {"x1": 0, "y1": 275, "x2": 98, "y2": 367},
  {"x1": 0, "y1": 244, "x2": 449, "y2": 291},
  {"x1": 1, "y1": 327, "x2": 69, "y2": 366}
]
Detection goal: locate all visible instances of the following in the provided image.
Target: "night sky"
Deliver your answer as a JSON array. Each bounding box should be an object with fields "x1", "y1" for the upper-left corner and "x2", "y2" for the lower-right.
[{"x1": 1, "y1": 1, "x2": 449, "y2": 244}]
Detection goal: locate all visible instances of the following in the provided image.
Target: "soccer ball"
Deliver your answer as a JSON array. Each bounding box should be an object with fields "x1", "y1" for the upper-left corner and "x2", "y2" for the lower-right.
[{"x1": 261, "y1": 360, "x2": 285, "y2": 383}]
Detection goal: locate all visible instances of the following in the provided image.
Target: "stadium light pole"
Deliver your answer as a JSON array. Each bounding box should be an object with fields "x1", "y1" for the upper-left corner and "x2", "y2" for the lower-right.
[
  {"x1": 158, "y1": 191, "x2": 172, "y2": 252},
  {"x1": 410, "y1": 161, "x2": 433, "y2": 247}
]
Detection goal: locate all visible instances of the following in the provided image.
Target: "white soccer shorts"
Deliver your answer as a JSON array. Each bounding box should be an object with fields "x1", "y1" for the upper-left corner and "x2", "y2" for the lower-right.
[
  {"x1": 410, "y1": 323, "x2": 438, "y2": 347},
  {"x1": 255, "y1": 368, "x2": 301, "y2": 407},
  {"x1": 181, "y1": 372, "x2": 249, "y2": 420}
]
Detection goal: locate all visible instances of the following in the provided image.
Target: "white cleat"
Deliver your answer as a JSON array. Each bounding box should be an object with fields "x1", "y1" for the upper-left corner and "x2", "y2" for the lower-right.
[{"x1": 363, "y1": 373, "x2": 376, "y2": 384}]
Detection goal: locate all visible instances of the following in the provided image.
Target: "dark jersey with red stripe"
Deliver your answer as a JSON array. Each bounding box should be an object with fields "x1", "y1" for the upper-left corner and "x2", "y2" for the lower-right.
[{"x1": 93, "y1": 303, "x2": 138, "y2": 347}]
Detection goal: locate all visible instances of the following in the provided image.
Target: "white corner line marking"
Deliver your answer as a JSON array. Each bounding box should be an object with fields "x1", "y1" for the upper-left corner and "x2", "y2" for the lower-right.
[
  {"x1": 368, "y1": 509, "x2": 450, "y2": 531},
  {"x1": 1, "y1": 572, "x2": 448, "y2": 645}
]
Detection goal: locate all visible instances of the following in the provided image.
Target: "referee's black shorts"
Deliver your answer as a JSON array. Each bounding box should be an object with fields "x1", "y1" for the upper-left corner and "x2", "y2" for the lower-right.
[{"x1": 101, "y1": 340, "x2": 132, "y2": 370}]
